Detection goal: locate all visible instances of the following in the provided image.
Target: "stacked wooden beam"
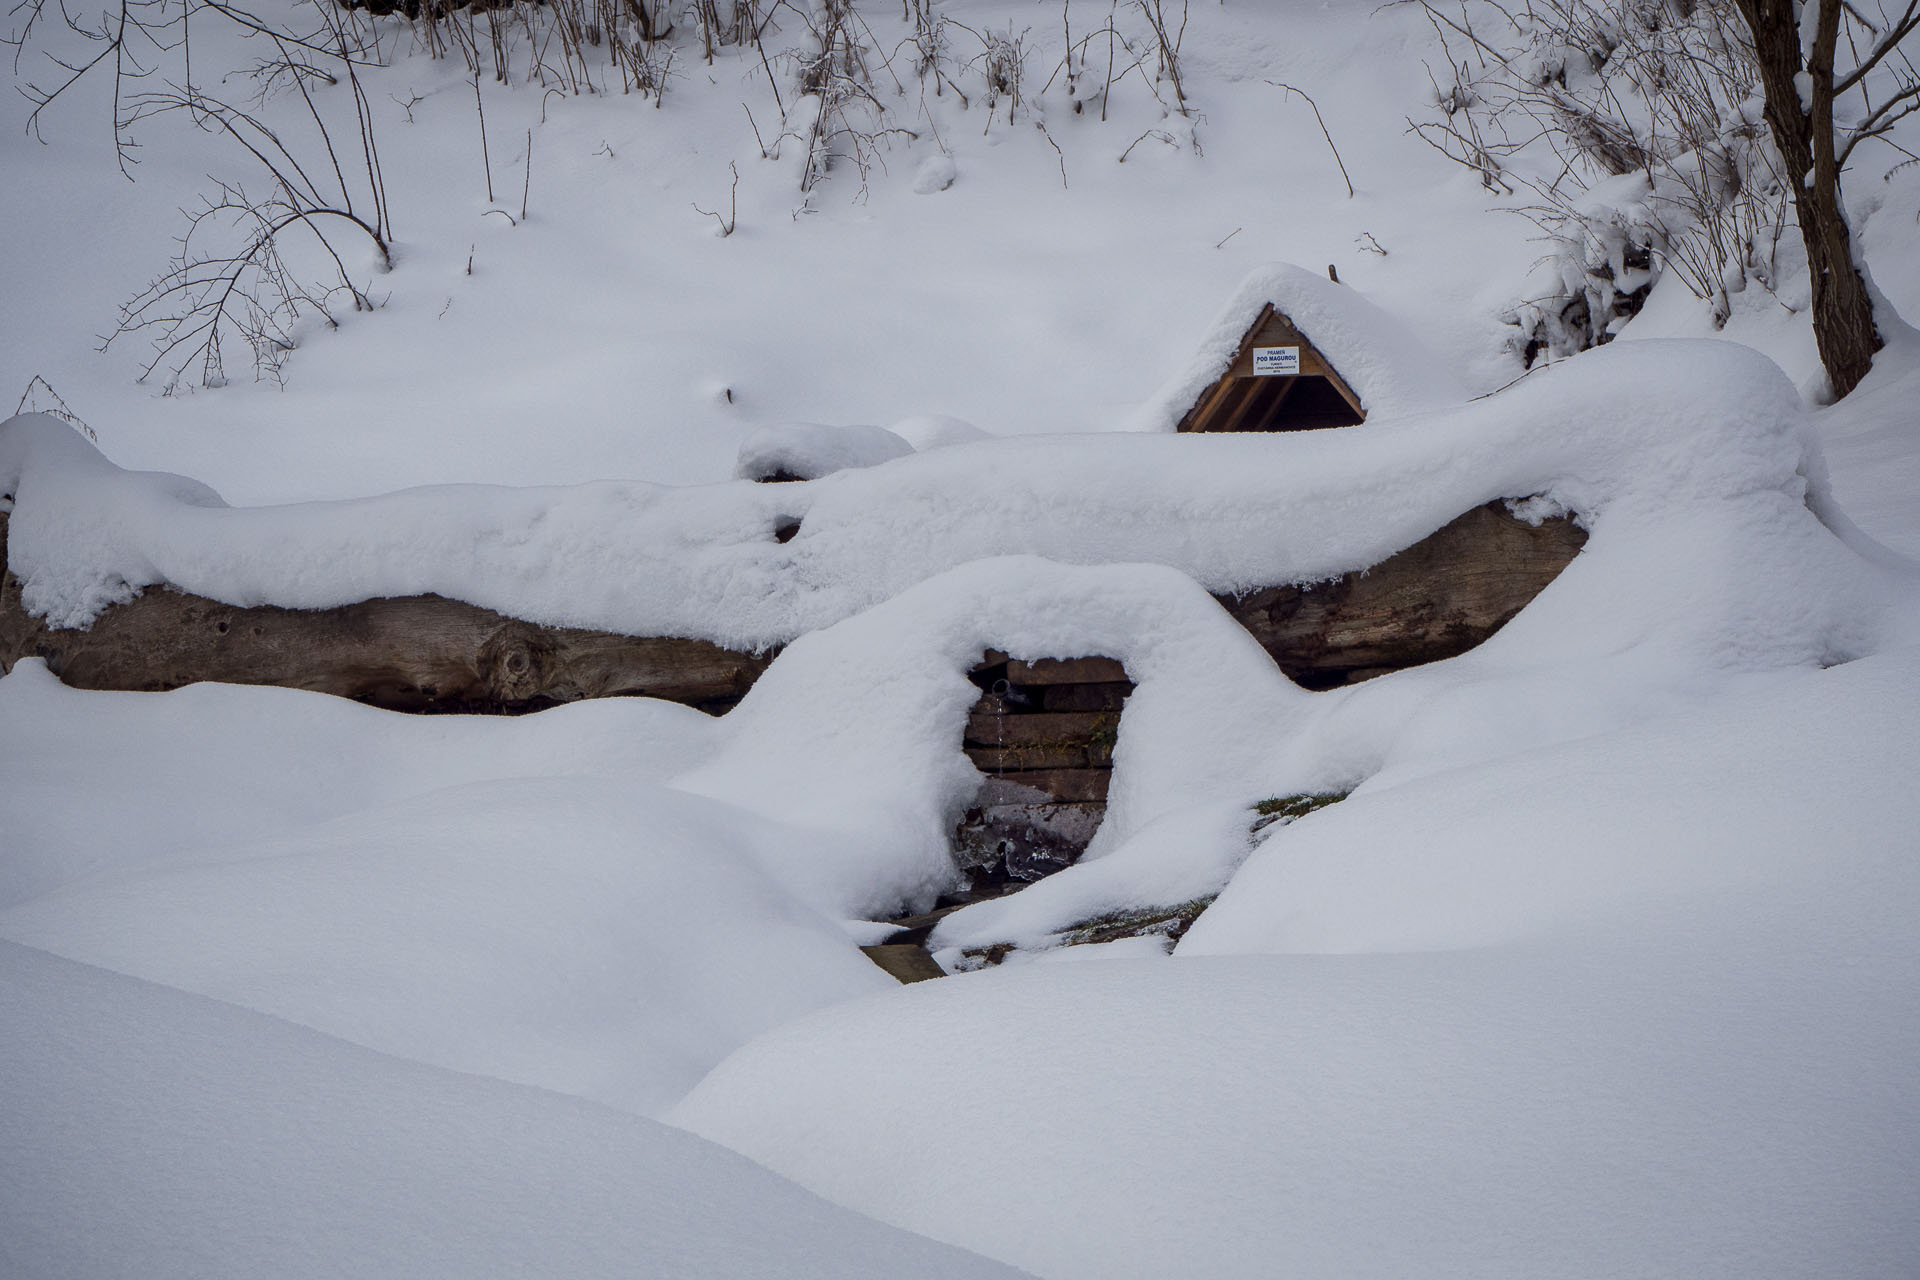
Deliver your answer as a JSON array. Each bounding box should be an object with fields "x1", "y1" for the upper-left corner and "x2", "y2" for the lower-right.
[
  {"x1": 963, "y1": 653, "x2": 1130, "y2": 801},
  {"x1": 950, "y1": 652, "x2": 1134, "y2": 892}
]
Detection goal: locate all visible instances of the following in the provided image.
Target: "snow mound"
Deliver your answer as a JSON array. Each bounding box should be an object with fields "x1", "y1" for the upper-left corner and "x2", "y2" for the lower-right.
[
  {"x1": 670, "y1": 650, "x2": 1920, "y2": 1280},
  {"x1": 673, "y1": 556, "x2": 1307, "y2": 916},
  {"x1": 912, "y1": 153, "x2": 958, "y2": 194},
  {"x1": 0, "y1": 656, "x2": 721, "y2": 910},
  {"x1": 0, "y1": 939, "x2": 1029, "y2": 1280},
  {"x1": 1182, "y1": 645, "x2": 1920, "y2": 956},
  {"x1": 734, "y1": 421, "x2": 915, "y2": 482},
  {"x1": 673, "y1": 941, "x2": 1920, "y2": 1280},
  {"x1": 1127, "y1": 262, "x2": 1469, "y2": 430},
  {"x1": 0, "y1": 665, "x2": 903, "y2": 1116},
  {"x1": 886, "y1": 413, "x2": 990, "y2": 450},
  {"x1": 0, "y1": 770, "x2": 894, "y2": 1116}
]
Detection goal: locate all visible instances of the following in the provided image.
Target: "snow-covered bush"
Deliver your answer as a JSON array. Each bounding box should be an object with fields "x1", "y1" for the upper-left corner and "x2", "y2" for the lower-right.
[{"x1": 1405, "y1": 0, "x2": 1790, "y2": 363}]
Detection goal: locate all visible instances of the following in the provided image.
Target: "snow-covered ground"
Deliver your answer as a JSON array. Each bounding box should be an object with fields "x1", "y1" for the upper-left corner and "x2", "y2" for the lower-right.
[{"x1": 4, "y1": 1, "x2": 1918, "y2": 1276}]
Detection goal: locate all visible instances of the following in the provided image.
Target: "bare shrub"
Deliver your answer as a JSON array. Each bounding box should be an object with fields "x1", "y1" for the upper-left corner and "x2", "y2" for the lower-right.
[
  {"x1": 109, "y1": 173, "x2": 390, "y2": 389},
  {"x1": 7, "y1": 0, "x2": 395, "y2": 389},
  {"x1": 785, "y1": 0, "x2": 914, "y2": 194},
  {"x1": 1402, "y1": 0, "x2": 1792, "y2": 363}
]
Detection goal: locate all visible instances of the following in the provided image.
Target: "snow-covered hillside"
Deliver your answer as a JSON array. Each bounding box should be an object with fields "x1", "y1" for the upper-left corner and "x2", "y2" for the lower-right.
[{"x1": 3, "y1": 1, "x2": 1918, "y2": 1276}]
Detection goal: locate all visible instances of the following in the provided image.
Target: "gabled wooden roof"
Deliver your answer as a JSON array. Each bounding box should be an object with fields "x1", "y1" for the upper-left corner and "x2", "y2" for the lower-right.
[{"x1": 1175, "y1": 304, "x2": 1366, "y2": 433}]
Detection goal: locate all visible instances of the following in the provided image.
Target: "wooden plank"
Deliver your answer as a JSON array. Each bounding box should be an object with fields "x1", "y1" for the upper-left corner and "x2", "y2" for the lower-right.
[
  {"x1": 1315, "y1": 363, "x2": 1365, "y2": 420},
  {"x1": 965, "y1": 740, "x2": 1113, "y2": 771},
  {"x1": 1225, "y1": 309, "x2": 1309, "y2": 378},
  {"x1": 1247, "y1": 374, "x2": 1301, "y2": 433},
  {"x1": 991, "y1": 768, "x2": 1111, "y2": 803},
  {"x1": 1004, "y1": 656, "x2": 1128, "y2": 684},
  {"x1": 963, "y1": 710, "x2": 1119, "y2": 746},
  {"x1": 1038, "y1": 682, "x2": 1134, "y2": 712},
  {"x1": 1199, "y1": 377, "x2": 1250, "y2": 433},
  {"x1": 1176, "y1": 304, "x2": 1275, "y2": 433},
  {"x1": 860, "y1": 944, "x2": 946, "y2": 984},
  {"x1": 1223, "y1": 304, "x2": 1279, "y2": 373},
  {"x1": 1180, "y1": 373, "x2": 1248, "y2": 434}
]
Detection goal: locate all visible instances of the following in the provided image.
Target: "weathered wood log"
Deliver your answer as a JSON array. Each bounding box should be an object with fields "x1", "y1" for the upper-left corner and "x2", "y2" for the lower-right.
[
  {"x1": 1, "y1": 498, "x2": 1583, "y2": 710},
  {"x1": 1217, "y1": 500, "x2": 1587, "y2": 688},
  {"x1": 0, "y1": 515, "x2": 770, "y2": 713}
]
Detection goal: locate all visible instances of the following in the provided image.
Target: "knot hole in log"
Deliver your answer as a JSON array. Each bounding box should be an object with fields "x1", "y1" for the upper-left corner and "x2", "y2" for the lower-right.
[{"x1": 479, "y1": 622, "x2": 561, "y2": 704}]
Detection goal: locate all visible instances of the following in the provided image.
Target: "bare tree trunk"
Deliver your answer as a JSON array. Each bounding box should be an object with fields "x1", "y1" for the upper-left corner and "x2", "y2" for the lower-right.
[{"x1": 1736, "y1": 0, "x2": 1882, "y2": 399}]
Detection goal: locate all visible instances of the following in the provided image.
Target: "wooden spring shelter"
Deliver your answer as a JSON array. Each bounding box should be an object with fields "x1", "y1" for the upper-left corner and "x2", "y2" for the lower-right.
[{"x1": 1175, "y1": 303, "x2": 1366, "y2": 434}]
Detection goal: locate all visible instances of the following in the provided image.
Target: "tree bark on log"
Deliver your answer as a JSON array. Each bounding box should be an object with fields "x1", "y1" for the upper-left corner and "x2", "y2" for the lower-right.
[
  {"x1": 1221, "y1": 500, "x2": 1588, "y2": 688},
  {"x1": 1, "y1": 500, "x2": 1585, "y2": 711},
  {"x1": 0, "y1": 514, "x2": 771, "y2": 713}
]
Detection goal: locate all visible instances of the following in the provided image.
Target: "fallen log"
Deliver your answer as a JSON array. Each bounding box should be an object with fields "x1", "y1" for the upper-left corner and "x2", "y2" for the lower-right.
[
  {"x1": 0, "y1": 499, "x2": 1583, "y2": 710},
  {"x1": 1218, "y1": 500, "x2": 1588, "y2": 687},
  {"x1": 0, "y1": 515, "x2": 770, "y2": 713}
]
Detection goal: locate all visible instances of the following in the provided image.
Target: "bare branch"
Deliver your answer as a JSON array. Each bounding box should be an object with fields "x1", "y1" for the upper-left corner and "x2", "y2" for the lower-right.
[
  {"x1": 1834, "y1": 1, "x2": 1920, "y2": 95},
  {"x1": 1269, "y1": 80, "x2": 1354, "y2": 198}
]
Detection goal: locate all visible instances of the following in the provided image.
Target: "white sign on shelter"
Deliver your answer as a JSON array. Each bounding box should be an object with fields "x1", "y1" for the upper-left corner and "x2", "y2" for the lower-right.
[{"x1": 1251, "y1": 345, "x2": 1301, "y2": 376}]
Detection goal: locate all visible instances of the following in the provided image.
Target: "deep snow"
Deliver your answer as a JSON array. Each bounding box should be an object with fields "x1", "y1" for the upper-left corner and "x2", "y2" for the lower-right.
[
  {"x1": 4, "y1": 1, "x2": 1919, "y2": 1277},
  {"x1": 0, "y1": 939, "x2": 1029, "y2": 1280},
  {"x1": 672, "y1": 646, "x2": 1920, "y2": 1280}
]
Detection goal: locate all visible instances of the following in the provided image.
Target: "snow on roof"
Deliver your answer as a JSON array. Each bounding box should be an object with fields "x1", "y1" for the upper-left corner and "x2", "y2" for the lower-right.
[{"x1": 1127, "y1": 262, "x2": 1469, "y2": 431}]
